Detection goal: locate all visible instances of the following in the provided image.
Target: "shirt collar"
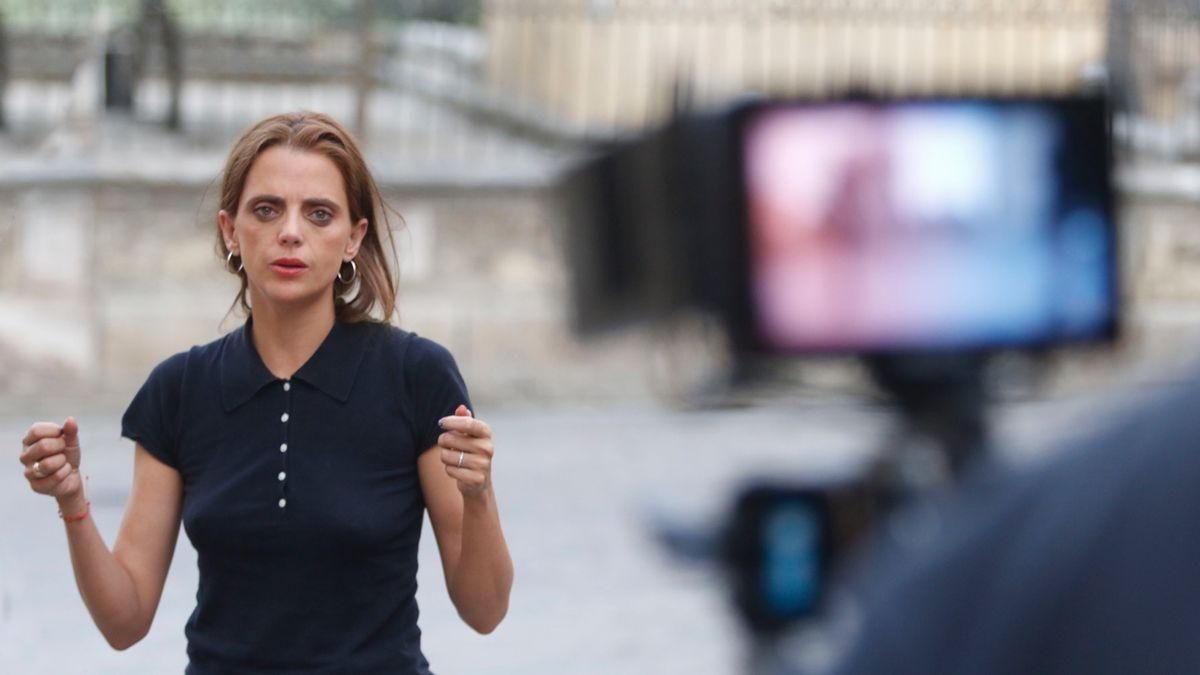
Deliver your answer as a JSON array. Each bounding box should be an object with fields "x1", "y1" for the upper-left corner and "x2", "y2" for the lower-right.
[{"x1": 219, "y1": 316, "x2": 373, "y2": 411}]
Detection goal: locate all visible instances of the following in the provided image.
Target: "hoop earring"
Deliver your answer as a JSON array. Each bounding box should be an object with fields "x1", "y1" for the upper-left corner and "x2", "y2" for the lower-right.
[
  {"x1": 226, "y1": 250, "x2": 244, "y2": 273},
  {"x1": 337, "y1": 259, "x2": 358, "y2": 284}
]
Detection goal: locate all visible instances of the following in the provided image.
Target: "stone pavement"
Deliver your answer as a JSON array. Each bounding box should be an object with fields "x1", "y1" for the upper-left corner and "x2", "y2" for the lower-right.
[{"x1": 0, "y1": 386, "x2": 1165, "y2": 674}]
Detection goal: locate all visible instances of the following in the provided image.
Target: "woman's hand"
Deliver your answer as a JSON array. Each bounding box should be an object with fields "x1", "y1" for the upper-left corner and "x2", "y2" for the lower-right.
[
  {"x1": 20, "y1": 417, "x2": 83, "y2": 499},
  {"x1": 437, "y1": 405, "x2": 495, "y2": 499}
]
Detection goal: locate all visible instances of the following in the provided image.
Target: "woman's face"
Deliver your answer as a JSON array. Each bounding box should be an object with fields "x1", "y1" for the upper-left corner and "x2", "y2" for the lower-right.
[{"x1": 219, "y1": 146, "x2": 368, "y2": 311}]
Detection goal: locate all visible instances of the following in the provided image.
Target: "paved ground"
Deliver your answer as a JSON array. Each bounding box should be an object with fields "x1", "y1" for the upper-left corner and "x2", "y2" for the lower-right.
[{"x1": 0, "y1": 385, "x2": 1169, "y2": 674}]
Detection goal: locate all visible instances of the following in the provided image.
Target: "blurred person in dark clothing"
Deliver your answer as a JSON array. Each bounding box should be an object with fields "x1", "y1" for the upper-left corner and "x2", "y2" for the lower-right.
[{"x1": 833, "y1": 375, "x2": 1200, "y2": 674}]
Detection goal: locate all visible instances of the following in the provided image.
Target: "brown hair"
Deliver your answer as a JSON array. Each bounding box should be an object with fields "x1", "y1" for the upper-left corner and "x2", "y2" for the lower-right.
[{"x1": 217, "y1": 111, "x2": 398, "y2": 323}]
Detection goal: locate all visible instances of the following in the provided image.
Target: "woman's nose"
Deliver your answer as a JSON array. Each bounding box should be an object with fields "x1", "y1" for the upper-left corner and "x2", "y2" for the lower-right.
[{"x1": 278, "y1": 212, "x2": 303, "y2": 245}]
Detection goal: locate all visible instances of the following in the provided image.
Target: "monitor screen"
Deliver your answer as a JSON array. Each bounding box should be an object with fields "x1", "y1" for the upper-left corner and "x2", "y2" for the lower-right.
[{"x1": 740, "y1": 98, "x2": 1115, "y2": 353}]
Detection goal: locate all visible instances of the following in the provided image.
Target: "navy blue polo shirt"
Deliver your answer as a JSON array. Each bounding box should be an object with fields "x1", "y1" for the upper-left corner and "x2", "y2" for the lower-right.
[{"x1": 120, "y1": 316, "x2": 471, "y2": 674}]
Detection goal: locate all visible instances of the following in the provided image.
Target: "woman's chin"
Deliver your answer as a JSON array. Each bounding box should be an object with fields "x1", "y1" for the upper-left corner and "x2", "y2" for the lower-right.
[{"x1": 251, "y1": 283, "x2": 332, "y2": 310}]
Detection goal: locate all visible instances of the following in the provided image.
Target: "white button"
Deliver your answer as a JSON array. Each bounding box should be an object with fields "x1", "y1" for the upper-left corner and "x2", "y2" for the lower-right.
[
  {"x1": 280, "y1": 443, "x2": 288, "y2": 453},
  {"x1": 278, "y1": 498, "x2": 287, "y2": 508},
  {"x1": 284, "y1": 382, "x2": 291, "y2": 392},
  {"x1": 281, "y1": 413, "x2": 289, "y2": 423},
  {"x1": 278, "y1": 471, "x2": 286, "y2": 481}
]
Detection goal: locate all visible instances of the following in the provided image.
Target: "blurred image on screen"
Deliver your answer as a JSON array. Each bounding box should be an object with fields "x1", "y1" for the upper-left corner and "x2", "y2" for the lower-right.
[{"x1": 743, "y1": 101, "x2": 1113, "y2": 351}]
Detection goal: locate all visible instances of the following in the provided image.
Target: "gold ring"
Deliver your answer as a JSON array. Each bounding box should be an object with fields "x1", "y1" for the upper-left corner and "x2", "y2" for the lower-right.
[
  {"x1": 32, "y1": 460, "x2": 44, "y2": 478},
  {"x1": 457, "y1": 451, "x2": 465, "y2": 468}
]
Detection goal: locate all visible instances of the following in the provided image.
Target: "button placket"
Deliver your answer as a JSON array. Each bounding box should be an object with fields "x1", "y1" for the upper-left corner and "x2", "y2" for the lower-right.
[{"x1": 278, "y1": 379, "x2": 292, "y2": 510}]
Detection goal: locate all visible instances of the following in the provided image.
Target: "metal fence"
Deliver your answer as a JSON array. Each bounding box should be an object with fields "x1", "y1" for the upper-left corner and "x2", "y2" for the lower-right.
[{"x1": 4, "y1": 0, "x2": 1200, "y2": 170}]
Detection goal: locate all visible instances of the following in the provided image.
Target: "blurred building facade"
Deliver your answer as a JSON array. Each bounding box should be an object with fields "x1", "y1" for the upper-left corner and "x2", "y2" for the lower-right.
[
  {"x1": 485, "y1": 0, "x2": 1108, "y2": 132},
  {"x1": 2, "y1": 0, "x2": 1200, "y2": 412}
]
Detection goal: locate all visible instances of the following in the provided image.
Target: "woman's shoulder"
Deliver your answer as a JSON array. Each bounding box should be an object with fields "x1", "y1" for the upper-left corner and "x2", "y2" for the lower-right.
[
  {"x1": 403, "y1": 331, "x2": 458, "y2": 370},
  {"x1": 367, "y1": 322, "x2": 456, "y2": 365},
  {"x1": 141, "y1": 325, "x2": 244, "y2": 385},
  {"x1": 142, "y1": 349, "x2": 190, "y2": 388}
]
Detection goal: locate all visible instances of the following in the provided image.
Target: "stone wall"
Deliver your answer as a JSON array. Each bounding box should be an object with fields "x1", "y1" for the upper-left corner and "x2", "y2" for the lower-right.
[{"x1": 1120, "y1": 180, "x2": 1200, "y2": 351}]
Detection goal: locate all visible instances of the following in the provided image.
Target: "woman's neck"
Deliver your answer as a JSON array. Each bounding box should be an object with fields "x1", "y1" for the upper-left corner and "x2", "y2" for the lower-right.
[{"x1": 247, "y1": 294, "x2": 337, "y2": 380}]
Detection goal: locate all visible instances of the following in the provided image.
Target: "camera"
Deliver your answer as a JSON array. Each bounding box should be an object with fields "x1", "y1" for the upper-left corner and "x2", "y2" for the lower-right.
[
  {"x1": 558, "y1": 94, "x2": 1119, "y2": 644},
  {"x1": 561, "y1": 94, "x2": 1117, "y2": 353}
]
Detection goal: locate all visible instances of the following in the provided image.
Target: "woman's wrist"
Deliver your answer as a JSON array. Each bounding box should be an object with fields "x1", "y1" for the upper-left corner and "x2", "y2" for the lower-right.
[
  {"x1": 462, "y1": 485, "x2": 495, "y2": 511},
  {"x1": 56, "y1": 488, "x2": 88, "y2": 515}
]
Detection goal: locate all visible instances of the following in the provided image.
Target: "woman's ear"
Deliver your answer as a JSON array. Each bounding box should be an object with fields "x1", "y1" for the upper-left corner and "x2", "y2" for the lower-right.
[
  {"x1": 346, "y1": 217, "x2": 369, "y2": 260},
  {"x1": 218, "y1": 210, "x2": 238, "y2": 253}
]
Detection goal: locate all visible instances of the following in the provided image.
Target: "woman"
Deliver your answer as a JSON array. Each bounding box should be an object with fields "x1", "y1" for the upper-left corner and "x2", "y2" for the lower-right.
[{"x1": 17, "y1": 112, "x2": 513, "y2": 673}]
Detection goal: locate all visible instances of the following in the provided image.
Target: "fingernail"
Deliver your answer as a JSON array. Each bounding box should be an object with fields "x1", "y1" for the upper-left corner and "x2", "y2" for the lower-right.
[{"x1": 438, "y1": 418, "x2": 445, "y2": 429}]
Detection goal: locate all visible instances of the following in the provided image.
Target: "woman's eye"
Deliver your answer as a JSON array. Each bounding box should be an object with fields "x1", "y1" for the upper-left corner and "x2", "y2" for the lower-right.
[
  {"x1": 311, "y1": 209, "x2": 333, "y2": 223},
  {"x1": 253, "y1": 205, "x2": 276, "y2": 218}
]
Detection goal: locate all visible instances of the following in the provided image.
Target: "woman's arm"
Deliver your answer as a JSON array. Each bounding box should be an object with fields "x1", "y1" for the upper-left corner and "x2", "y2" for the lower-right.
[
  {"x1": 21, "y1": 420, "x2": 182, "y2": 649},
  {"x1": 418, "y1": 405, "x2": 513, "y2": 634}
]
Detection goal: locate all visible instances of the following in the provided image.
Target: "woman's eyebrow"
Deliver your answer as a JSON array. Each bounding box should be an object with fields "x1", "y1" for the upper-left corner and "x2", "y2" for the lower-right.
[
  {"x1": 246, "y1": 194, "x2": 285, "y2": 207},
  {"x1": 303, "y1": 198, "x2": 341, "y2": 212},
  {"x1": 244, "y1": 195, "x2": 341, "y2": 212}
]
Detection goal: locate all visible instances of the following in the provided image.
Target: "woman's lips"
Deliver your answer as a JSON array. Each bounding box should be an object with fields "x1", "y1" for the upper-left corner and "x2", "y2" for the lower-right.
[{"x1": 270, "y1": 262, "x2": 308, "y2": 278}]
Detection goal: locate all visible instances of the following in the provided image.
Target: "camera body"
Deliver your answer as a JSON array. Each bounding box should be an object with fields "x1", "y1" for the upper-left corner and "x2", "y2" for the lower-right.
[{"x1": 562, "y1": 94, "x2": 1118, "y2": 355}]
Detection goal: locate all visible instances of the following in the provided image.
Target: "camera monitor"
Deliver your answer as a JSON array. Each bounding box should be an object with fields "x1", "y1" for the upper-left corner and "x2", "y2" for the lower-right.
[{"x1": 734, "y1": 97, "x2": 1116, "y2": 354}]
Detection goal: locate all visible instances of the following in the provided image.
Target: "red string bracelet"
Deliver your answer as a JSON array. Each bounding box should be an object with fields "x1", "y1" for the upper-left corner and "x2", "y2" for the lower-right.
[{"x1": 59, "y1": 501, "x2": 91, "y2": 523}]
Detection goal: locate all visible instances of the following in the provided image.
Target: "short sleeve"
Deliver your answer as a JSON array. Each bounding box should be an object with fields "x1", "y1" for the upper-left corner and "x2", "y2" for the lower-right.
[
  {"x1": 121, "y1": 351, "x2": 187, "y2": 469},
  {"x1": 405, "y1": 335, "x2": 472, "y2": 453}
]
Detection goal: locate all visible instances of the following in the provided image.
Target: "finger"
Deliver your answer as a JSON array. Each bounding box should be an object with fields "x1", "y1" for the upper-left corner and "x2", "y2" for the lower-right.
[
  {"x1": 443, "y1": 464, "x2": 487, "y2": 489},
  {"x1": 21, "y1": 437, "x2": 67, "y2": 464},
  {"x1": 437, "y1": 431, "x2": 470, "y2": 451},
  {"x1": 20, "y1": 437, "x2": 67, "y2": 466},
  {"x1": 25, "y1": 461, "x2": 55, "y2": 483},
  {"x1": 455, "y1": 404, "x2": 472, "y2": 418},
  {"x1": 441, "y1": 448, "x2": 471, "y2": 470},
  {"x1": 21, "y1": 422, "x2": 63, "y2": 447},
  {"x1": 29, "y1": 462, "x2": 72, "y2": 494},
  {"x1": 437, "y1": 433, "x2": 495, "y2": 459},
  {"x1": 438, "y1": 416, "x2": 491, "y2": 439},
  {"x1": 25, "y1": 453, "x2": 67, "y2": 479},
  {"x1": 62, "y1": 417, "x2": 80, "y2": 450},
  {"x1": 440, "y1": 448, "x2": 492, "y2": 472}
]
